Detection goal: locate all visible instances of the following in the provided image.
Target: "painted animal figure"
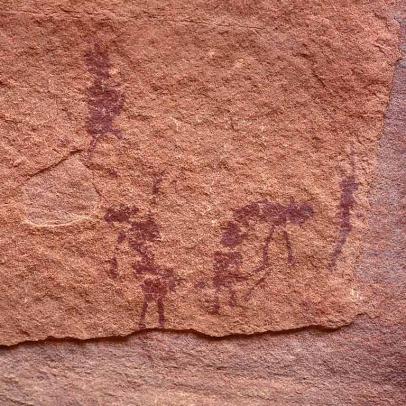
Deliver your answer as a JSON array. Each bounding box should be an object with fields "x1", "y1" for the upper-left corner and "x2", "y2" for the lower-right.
[
  {"x1": 222, "y1": 199, "x2": 314, "y2": 271},
  {"x1": 212, "y1": 199, "x2": 314, "y2": 309}
]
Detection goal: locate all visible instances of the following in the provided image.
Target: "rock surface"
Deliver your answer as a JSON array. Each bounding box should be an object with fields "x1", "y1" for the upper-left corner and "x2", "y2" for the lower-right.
[
  {"x1": 0, "y1": 0, "x2": 402, "y2": 345},
  {"x1": 0, "y1": 1, "x2": 404, "y2": 405},
  {"x1": 0, "y1": 41, "x2": 405, "y2": 402}
]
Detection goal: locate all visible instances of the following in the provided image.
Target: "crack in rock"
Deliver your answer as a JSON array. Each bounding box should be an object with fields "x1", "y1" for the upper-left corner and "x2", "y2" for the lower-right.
[{"x1": 21, "y1": 153, "x2": 99, "y2": 226}]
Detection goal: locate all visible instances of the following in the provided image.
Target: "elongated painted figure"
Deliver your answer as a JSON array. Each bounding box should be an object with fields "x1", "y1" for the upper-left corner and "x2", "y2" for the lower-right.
[
  {"x1": 85, "y1": 44, "x2": 125, "y2": 153},
  {"x1": 328, "y1": 175, "x2": 358, "y2": 271}
]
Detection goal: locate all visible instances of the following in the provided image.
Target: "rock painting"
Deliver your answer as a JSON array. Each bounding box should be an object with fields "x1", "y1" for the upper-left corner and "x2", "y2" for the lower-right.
[
  {"x1": 212, "y1": 200, "x2": 314, "y2": 313},
  {"x1": 211, "y1": 250, "x2": 245, "y2": 314},
  {"x1": 104, "y1": 174, "x2": 180, "y2": 328},
  {"x1": 105, "y1": 205, "x2": 180, "y2": 328},
  {"x1": 84, "y1": 44, "x2": 125, "y2": 153},
  {"x1": 328, "y1": 174, "x2": 359, "y2": 272}
]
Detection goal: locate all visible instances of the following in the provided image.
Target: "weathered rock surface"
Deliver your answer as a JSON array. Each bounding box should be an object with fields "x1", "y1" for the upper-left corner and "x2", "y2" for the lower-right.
[
  {"x1": 0, "y1": 1, "x2": 402, "y2": 345},
  {"x1": 0, "y1": 41, "x2": 405, "y2": 401},
  {"x1": 0, "y1": 1, "x2": 404, "y2": 405}
]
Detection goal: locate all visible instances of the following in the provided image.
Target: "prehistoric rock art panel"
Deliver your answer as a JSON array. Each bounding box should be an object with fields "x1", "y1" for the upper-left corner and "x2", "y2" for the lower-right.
[
  {"x1": 0, "y1": 1, "x2": 400, "y2": 345},
  {"x1": 84, "y1": 44, "x2": 125, "y2": 153}
]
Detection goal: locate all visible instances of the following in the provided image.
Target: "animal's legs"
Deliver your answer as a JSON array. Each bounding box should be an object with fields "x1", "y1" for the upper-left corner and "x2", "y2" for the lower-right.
[
  {"x1": 248, "y1": 225, "x2": 275, "y2": 298},
  {"x1": 108, "y1": 256, "x2": 119, "y2": 279},
  {"x1": 157, "y1": 298, "x2": 165, "y2": 328},
  {"x1": 283, "y1": 229, "x2": 294, "y2": 264},
  {"x1": 253, "y1": 225, "x2": 275, "y2": 273},
  {"x1": 228, "y1": 288, "x2": 237, "y2": 307},
  {"x1": 244, "y1": 275, "x2": 266, "y2": 299},
  {"x1": 139, "y1": 299, "x2": 148, "y2": 329},
  {"x1": 86, "y1": 132, "x2": 106, "y2": 159},
  {"x1": 212, "y1": 289, "x2": 221, "y2": 314}
]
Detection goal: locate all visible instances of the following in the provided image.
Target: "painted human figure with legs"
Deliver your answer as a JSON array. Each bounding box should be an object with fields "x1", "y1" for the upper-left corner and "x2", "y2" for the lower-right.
[{"x1": 105, "y1": 204, "x2": 179, "y2": 328}]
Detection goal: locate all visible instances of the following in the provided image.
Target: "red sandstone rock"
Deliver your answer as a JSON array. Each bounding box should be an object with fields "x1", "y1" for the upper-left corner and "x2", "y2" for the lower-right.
[
  {"x1": 0, "y1": 1, "x2": 402, "y2": 346},
  {"x1": 0, "y1": 2, "x2": 404, "y2": 406}
]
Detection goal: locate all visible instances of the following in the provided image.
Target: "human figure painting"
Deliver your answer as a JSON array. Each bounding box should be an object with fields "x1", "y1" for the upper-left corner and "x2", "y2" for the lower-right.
[
  {"x1": 84, "y1": 44, "x2": 125, "y2": 154},
  {"x1": 105, "y1": 205, "x2": 180, "y2": 328}
]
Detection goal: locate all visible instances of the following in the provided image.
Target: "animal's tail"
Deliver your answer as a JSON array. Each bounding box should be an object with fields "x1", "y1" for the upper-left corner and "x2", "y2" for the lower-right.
[{"x1": 244, "y1": 266, "x2": 270, "y2": 300}]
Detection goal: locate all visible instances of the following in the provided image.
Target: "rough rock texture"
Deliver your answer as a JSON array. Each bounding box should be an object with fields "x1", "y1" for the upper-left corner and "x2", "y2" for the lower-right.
[
  {"x1": 0, "y1": 1, "x2": 402, "y2": 345},
  {"x1": 0, "y1": 30, "x2": 405, "y2": 403},
  {"x1": 0, "y1": 1, "x2": 405, "y2": 405}
]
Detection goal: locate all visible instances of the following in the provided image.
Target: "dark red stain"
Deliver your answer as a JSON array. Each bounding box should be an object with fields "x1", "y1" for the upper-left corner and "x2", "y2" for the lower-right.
[
  {"x1": 213, "y1": 199, "x2": 314, "y2": 310},
  {"x1": 104, "y1": 205, "x2": 180, "y2": 328},
  {"x1": 107, "y1": 256, "x2": 119, "y2": 279},
  {"x1": 84, "y1": 44, "x2": 125, "y2": 153},
  {"x1": 86, "y1": 162, "x2": 118, "y2": 178},
  {"x1": 328, "y1": 175, "x2": 359, "y2": 271}
]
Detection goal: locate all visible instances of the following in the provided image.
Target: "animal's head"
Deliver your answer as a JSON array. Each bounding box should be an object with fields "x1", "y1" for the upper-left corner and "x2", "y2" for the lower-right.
[
  {"x1": 104, "y1": 205, "x2": 139, "y2": 224},
  {"x1": 286, "y1": 202, "x2": 314, "y2": 225},
  {"x1": 220, "y1": 221, "x2": 246, "y2": 248},
  {"x1": 221, "y1": 202, "x2": 262, "y2": 247},
  {"x1": 233, "y1": 202, "x2": 261, "y2": 226}
]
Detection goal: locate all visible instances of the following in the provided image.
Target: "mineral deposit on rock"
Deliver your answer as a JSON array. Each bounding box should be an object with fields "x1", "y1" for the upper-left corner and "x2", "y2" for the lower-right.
[{"x1": 0, "y1": 0, "x2": 401, "y2": 345}]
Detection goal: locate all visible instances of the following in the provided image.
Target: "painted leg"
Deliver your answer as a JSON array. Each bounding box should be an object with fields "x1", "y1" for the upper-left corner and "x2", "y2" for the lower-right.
[
  {"x1": 86, "y1": 136, "x2": 99, "y2": 158},
  {"x1": 253, "y1": 226, "x2": 275, "y2": 273},
  {"x1": 212, "y1": 290, "x2": 221, "y2": 314},
  {"x1": 245, "y1": 276, "x2": 266, "y2": 300},
  {"x1": 138, "y1": 299, "x2": 148, "y2": 329},
  {"x1": 157, "y1": 298, "x2": 165, "y2": 328},
  {"x1": 228, "y1": 289, "x2": 237, "y2": 307},
  {"x1": 109, "y1": 256, "x2": 118, "y2": 279},
  {"x1": 283, "y1": 229, "x2": 294, "y2": 265},
  {"x1": 248, "y1": 226, "x2": 275, "y2": 298}
]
